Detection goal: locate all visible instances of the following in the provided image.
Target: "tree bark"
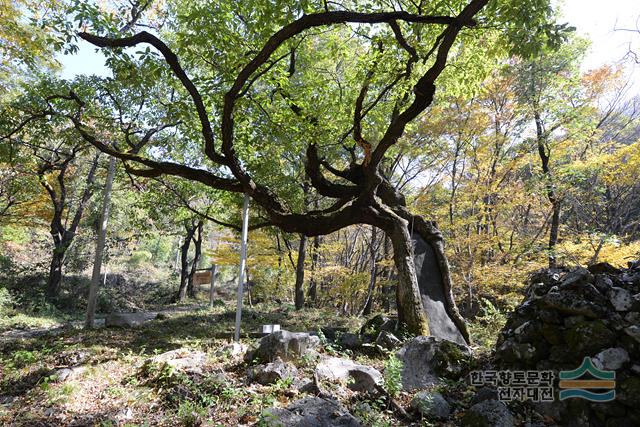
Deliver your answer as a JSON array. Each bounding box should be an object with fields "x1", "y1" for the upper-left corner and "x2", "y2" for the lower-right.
[
  {"x1": 176, "y1": 221, "x2": 197, "y2": 302},
  {"x1": 294, "y1": 234, "x2": 307, "y2": 310},
  {"x1": 388, "y1": 217, "x2": 430, "y2": 336},
  {"x1": 307, "y1": 235, "x2": 321, "y2": 305},
  {"x1": 187, "y1": 220, "x2": 204, "y2": 298},
  {"x1": 46, "y1": 239, "x2": 68, "y2": 298},
  {"x1": 86, "y1": 156, "x2": 117, "y2": 328}
]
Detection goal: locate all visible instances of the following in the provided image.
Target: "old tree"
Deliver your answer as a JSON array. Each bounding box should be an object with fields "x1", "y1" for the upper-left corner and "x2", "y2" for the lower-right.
[{"x1": 25, "y1": 0, "x2": 565, "y2": 343}]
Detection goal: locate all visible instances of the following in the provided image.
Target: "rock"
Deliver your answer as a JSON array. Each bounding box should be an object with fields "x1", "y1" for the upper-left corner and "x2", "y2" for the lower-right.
[
  {"x1": 247, "y1": 330, "x2": 321, "y2": 363},
  {"x1": 624, "y1": 325, "x2": 640, "y2": 343},
  {"x1": 563, "y1": 320, "x2": 615, "y2": 356},
  {"x1": 497, "y1": 263, "x2": 640, "y2": 425},
  {"x1": 315, "y1": 357, "x2": 382, "y2": 393},
  {"x1": 625, "y1": 312, "x2": 640, "y2": 324},
  {"x1": 396, "y1": 336, "x2": 472, "y2": 391},
  {"x1": 248, "y1": 357, "x2": 297, "y2": 385},
  {"x1": 360, "y1": 314, "x2": 396, "y2": 341},
  {"x1": 259, "y1": 397, "x2": 362, "y2": 427},
  {"x1": 609, "y1": 287, "x2": 634, "y2": 311},
  {"x1": 462, "y1": 400, "x2": 515, "y2": 427},
  {"x1": 496, "y1": 341, "x2": 539, "y2": 365},
  {"x1": 560, "y1": 268, "x2": 593, "y2": 287},
  {"x1": 540, "y1": 291, "x2": 600, "y2": 318},
  {"x1": 337, "y1": 333, "x2": 362, "y2": 350},
  {"x1": 470, "y1": 387, "x2": 499, "y2": 406},
  {"x1": 411, "y1": 391, "x2": 451, "y2": 419},
  {"x1": 588, "y1": 262, "x2": 621, "y2": 275},
  {"x1": 216, "y1": 342, "x2": 248, "y2": 358},
  {"x1": 105, "y1": 312, "x2": 157, "y2": 328},
  {"x1": 144, "y1": 348, "x2": 207, "y2": 374},
  {"x1": 54, "y1": 366, "x2": 86, "y2": 382},
  {"x1": 375, "y1": 330, "x2": 401, "y2": 349},
  {"x1": 594, "y1": 275, "x2": 614, "y2": 293},
  {"x1": 593, "y1": 347, "x2": 629, "y2": 370}
]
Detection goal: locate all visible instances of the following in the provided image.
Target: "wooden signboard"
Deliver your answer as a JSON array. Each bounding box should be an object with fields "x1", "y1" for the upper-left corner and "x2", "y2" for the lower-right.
[{"x1": 193, "y1": 270, "x2": 212, "y2": 285}]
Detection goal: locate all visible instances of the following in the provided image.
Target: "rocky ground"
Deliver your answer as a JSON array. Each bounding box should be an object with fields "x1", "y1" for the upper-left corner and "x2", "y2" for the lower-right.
[{"x1": 1, "y1": 261, "x2": 638, "y2": 426}]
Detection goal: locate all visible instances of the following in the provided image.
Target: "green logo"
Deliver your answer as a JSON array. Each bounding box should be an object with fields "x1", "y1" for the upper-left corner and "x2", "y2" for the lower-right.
[{"x1": 559, "y1": 357, "x2": 615, "y2": 402}]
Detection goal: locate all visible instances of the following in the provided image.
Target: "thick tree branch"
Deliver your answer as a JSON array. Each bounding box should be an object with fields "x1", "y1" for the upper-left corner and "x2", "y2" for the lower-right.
[{"x1": 78, "y1": 31, "x2": 226, "y2": 165}]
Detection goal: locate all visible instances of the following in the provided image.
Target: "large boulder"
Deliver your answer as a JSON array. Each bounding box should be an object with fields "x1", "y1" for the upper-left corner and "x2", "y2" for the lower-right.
[
  {"x1": 105, "y1": 312, "x2": 157, "y2": 328},
  {"x1": 315, "y1": 357, "x2": 382, "y2": 393},
  {"x1": 247, "y1": 330, "x2": 320, "y2": 363},
  {"x1": 259, "y1": 397, "x2": 362, "y2": 427},
  {"x1": 396, "y1": 336, "x2": 473, "y2": 391}
]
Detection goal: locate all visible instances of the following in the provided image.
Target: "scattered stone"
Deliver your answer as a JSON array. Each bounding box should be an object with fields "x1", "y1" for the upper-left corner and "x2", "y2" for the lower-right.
[
  {"x1": 593, "y1": 347, "x2": 629, "y2": 370},
  {"x1": 259, "y1": 397, "x2": 362, "y2": 427},
  {"x1": 470, "y1": 387, "x2": 499, "y2": 406},
  {"x1": 396, "y1": 336, "x2": 472, "y2": 391},
  {"x1": 248, "y1": 357, "x2": 297, "y2": 385},
  {"x1": 624, "y1": 325, "x2": 640, "y2": 343},
  {"x1": 337, "y1": 333, "x2": 362, "y2": 350},
  {"x1": 143, "y1": 348, "x2": 207, "y2": 374},
  {"x1": 559, "y1": 267, "x2": 592, "y2": 287},
  {"x1": 609, "y1": 287, "x2": 634, "y2": 311},
  {"x1": 360, "y1": 314, "x2": 396, "y2": 341},
  {"x1": 540, "y1": 291, "x2": 600, "y2": 318},
  {"x1": 594, "y1": 274, "x2": 614, "y2": 293},
  {"x1": 247, "y1": 330, "x2": 320, "y2": 363},
  {"x1": 216, "y1": 342, "x2": 248, "y2": 358},
  {"x1": 105, "y1": 312, "x2": 157, "y2": 328},
  {"x1": 411, "y1": 390, "x2": 451, "y2": 419},
  {"x1": 54, "y1": 366, "x2": 87, "y2": 382},
  {"x1": 375, "y1": 330, "x2": 401, "y2": 349},
  {"x1": 315, "y1": 357, "x2": 382, "y2": 393},
  {"x1": 588, "y1": 262, "x2": 621, "y2": 275},
  {"x1": 462, "y1": 400, "x2": 515, "y2": 427}
]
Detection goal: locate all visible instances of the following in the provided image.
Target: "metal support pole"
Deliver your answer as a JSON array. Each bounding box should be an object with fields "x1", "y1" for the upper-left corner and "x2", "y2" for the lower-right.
[
  {"x1": 209, "y1": 264, "x2": 217, "y2": 308},
  {"x1": 234, "y1": 194, "x2": 250, "y2": 342}
]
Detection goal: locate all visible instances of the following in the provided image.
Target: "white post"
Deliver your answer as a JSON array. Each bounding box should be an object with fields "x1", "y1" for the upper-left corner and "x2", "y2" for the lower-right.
[
  {"x1": 86, "y1": 155, "x2": 117, "y2": 329},
  {"x1": 234, "y1": 194, "x2": 250, "y2": 342}
]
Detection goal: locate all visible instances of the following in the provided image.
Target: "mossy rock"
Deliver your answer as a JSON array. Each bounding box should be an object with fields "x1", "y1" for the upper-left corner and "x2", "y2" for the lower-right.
[{"x1": 563, "y1": 320, "x2": 615, "y2": 357}]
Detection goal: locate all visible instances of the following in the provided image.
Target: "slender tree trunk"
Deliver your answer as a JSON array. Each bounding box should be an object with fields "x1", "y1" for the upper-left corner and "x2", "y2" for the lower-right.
[
  {"x1": 187, "y1": 220, "x2": 203, "y2": 298},
  {"x1": 86, "y1": 156, "x2": 116, "y2": 328},
  {"x1": 176, "y1": 222, "x2": 196, "y2": 302},
  {"x1": 307, "y1": 235, "x2": 320, "y2": 305},
  {"x1": 294, "y1": 234, "x2": 307, "y2": 310},
  {"x1": 534, "y1": 110, "x2": 560, "y2": 268}
]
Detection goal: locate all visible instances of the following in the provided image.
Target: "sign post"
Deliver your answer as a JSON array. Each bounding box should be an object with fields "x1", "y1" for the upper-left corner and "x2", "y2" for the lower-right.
[
  {"x1": 234, "y1": 194, "x2": 250, "y2": 342},
  {"x1": 208, "y1": 264, "x2": 217, "y2": 308}
]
